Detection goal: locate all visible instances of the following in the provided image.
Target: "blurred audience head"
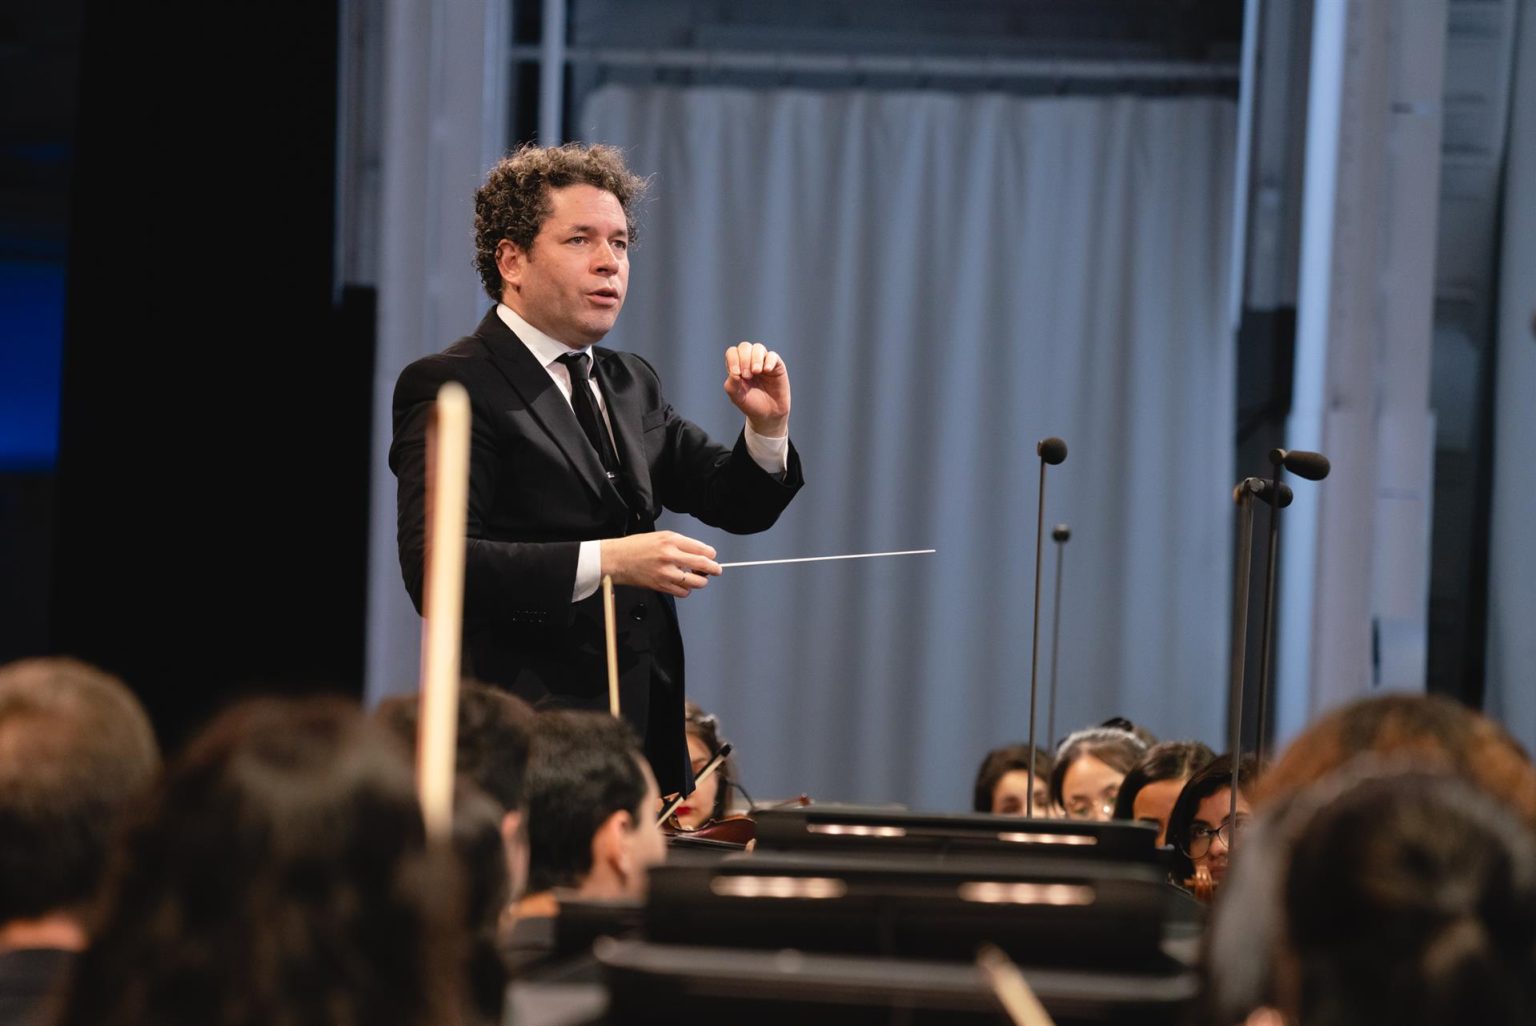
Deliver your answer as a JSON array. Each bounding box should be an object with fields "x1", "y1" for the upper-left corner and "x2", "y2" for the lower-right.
[
  {"x1": 678, "y1": 700, "x2": 735, "y2": 829},
  {"x1": 973, "y1": 743, "x2": 1055, "y2": 815},
  {"x1": 53, "y1": 697, "x2": 466, "y2": 1026},
  {"x1": 1280, "y1": 771, "x2": 1536, "y2": 1026},
  {"x1": 1165, "y1": 752, "x2": 1261, "y2": 892},
  {"x1": 524, "y1": 711, "x2": 664, "y2": 902},
  {"x1": 1212, "y1": 768, "x2": 1536, "y2": 1026},
  {"x1": 1050, "y1": 726, "x2": 1148, "y2": 821},
  {"x1": 0, "y1": 657, "x2": 159, "y2": 943},
  {"x1": 375, "y1": 681, "x2": 536, "y2": 893},
  {"x1": 1113, "y1": 740, "x2": 1216, "y2": 845},
  {"x1": 1256, "y1": 693, "x2": 1536, "y2": 826}
]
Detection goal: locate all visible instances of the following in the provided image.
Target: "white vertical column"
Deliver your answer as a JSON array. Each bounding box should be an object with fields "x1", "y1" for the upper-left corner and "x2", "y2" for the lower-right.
[
  {"x1": 1276, "y1": 0, "x2": 1446, "y2": 742},
  {"x1": 1486, "y1": 0, "x2": 1536, "y2": 753},
  {"x1": 364, "y1": 0, "x2": 511, "y2": 704}
]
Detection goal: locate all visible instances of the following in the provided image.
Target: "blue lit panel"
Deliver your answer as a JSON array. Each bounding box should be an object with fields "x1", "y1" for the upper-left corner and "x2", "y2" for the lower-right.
[{"x1": 0, "y1": 260, "x2": 65, "y2": 469}]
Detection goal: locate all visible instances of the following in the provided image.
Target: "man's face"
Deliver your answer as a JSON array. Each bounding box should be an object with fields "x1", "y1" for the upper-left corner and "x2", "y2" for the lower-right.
[
  {"x1": 500, "y1": 183, "x2": 629, "y2": 347},
  {"x1": 991, "y1": 769, "x2": 1054, "y2": 817}
]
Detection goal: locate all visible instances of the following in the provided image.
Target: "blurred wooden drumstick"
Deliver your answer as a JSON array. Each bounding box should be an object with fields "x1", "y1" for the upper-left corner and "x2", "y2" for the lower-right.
[
  {"x1": 417, "y1": 382, "x2": 470, "y2": 844},
  {"x1": 977, "y1": 944, "x2": 1057, "y2": 1026},
  {"x1": 603, "y1": 574, "x2": 620, "y2": 717}
]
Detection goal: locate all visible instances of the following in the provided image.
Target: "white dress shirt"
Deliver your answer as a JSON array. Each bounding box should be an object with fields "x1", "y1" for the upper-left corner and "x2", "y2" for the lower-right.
[{"x1": 496, "y1": 304, "x2": 788, "y2": 601}]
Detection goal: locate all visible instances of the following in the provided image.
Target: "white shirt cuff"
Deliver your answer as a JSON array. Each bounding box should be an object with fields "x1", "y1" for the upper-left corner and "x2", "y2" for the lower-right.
[
  {"x1": 573, "y1": 540, "x2": 602, "y2": 602},
  {"x1": 744, "y1": 421, "x2": 789, "y2": 476}
]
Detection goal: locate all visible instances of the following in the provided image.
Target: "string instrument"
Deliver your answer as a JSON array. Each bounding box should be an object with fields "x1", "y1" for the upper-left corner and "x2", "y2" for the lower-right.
[
  {"x1": 662, "y1": 792, "x2": 813, "y2": 847},
  {"x1": 1182, "y1": 864, "x2": 1216, "y2": 904}
]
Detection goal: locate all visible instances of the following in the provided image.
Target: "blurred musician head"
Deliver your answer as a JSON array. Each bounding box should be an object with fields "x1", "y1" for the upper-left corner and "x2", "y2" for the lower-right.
[
  {"x1": 973, "y1": 743, "x2": 1056, "y2": 816},
  {"x1": 1113, "y1": 740, "x2": 1216, "y2": 845},
  {"x1": 1254, "y1": 693, "x2": 1536, "y2": 828},
  {"x1": 1260, "y1": 770, "x2": 1536, "y2": 1026},
  {"x1": 677, "y1": 700, "x2": 736, "y2": 829},
  {"x1": 0, "y1": 658, "x2": 160, "y2": 1025},
  {"x1": 1049, "y1": 726, "x2": 1149, "y2": 821},
  {"x1": 1165, "y1": 752, "x2": 1261, "y2": 897},
  {"x1": 1281, "y1": 772, "x2": 1536, "y2": 1026},
  {"x1": 521, "y1": 711, "x2": 665, "y2": 911},
  {"x1": 53, "y1": 697, "x2": 467, "y2": 1026},
  {"x1": 375, "y1": 681, "x2": 537, "y2": 896}
]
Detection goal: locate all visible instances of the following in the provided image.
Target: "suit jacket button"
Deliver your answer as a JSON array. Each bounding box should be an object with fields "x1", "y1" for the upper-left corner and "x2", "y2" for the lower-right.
[{"x1": 632, "y1": 603, "x2": 647, "y2": 622}]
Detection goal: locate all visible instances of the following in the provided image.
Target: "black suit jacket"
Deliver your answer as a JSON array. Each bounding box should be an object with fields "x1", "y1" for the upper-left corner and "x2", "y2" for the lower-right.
[{"x1": 389, "y1": 308, "x2": 803, "y2": 793}]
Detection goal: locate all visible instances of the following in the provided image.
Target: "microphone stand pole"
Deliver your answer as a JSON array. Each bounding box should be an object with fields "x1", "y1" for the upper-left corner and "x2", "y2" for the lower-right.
[
  {"x1": 1253, "y1": 458, "x2": 1284, "y2": 765},
  {"x1": 1026, "y1": 438, "x2": 1067, "y2": 818},
  {"x1": 1046, "y1": 524, "x2": 1070, "y2": 756},
  {"x1": 1227, "y1": 478, "x2": 1262, "y2": 847}
]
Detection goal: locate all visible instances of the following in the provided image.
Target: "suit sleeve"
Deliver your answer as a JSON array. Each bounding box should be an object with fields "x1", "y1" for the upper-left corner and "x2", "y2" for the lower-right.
[
  {"x1": 627, "y1": 354, "x2": 803, "y2": 533},
  {"x1": 389, "y1": 356, "x2": 579, "y2": 631}
]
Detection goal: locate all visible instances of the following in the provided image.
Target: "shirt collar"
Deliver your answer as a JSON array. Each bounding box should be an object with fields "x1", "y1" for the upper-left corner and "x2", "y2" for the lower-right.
[{"x1": 496, "y1": 303, "x2": 593, "y2": 369}]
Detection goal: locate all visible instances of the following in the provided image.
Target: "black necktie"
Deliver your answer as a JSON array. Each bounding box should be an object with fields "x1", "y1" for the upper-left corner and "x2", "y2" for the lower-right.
[{"x1": 557, "y1": 352, "x2": 620, "y2": 475}]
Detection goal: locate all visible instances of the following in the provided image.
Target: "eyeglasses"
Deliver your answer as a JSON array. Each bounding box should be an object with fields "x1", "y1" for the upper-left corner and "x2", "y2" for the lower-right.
[{"x1": 1182, "y1": 816, "x2": 1251, "y2": 858}]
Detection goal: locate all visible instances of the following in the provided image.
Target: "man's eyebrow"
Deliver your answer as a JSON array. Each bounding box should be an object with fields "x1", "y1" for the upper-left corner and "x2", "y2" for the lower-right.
[{"x1": 563, "y1": 222, "x2": 628, "y2": 237}]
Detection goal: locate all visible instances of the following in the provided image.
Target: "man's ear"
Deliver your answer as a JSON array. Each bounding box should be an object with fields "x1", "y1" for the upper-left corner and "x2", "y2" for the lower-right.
[
  {"x1": 592, "y1": 808, "x2": 635, "y2": 881},
  {"x1": 496, "y1": 239, "x2": 525, "y2": 293}
]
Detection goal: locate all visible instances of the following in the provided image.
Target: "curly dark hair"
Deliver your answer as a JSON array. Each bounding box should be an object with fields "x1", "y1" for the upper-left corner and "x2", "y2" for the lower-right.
[
  {"x1": 473, "y1": 142, "x2": 648, "y2": 301},
  {"x1": 53, "y1": 697, "x2": 468, "y2": 1026}
]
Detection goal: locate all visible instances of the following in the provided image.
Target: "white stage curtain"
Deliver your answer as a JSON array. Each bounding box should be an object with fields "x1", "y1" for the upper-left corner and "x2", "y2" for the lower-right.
[
  {"x1": 1486, "y1": 2, "x2": 1536, "y2": 755},
  {"x1": 580, "y1": 85, "x2": 1236, "y2": 810}
]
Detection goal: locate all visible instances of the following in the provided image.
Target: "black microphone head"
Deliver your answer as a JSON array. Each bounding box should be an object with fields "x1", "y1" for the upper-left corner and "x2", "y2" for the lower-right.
[
  {"x1": 1282, "y1": 450, "x2": 1331, "y2": 480},
  {"x1": 1051, "y1": 523, "x2": 1071, "y2": 543},
  {"x1": 1037, "y1": 437, "x2": 1068, "y2": 465},
  {"x1": 1256, "y1": 480, "x2": 1294, "y2": 508}
]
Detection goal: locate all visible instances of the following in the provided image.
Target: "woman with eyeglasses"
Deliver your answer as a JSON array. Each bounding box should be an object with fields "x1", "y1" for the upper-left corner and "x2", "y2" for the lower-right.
[
  {"x1": 1164, "y1": 752, "x2": 1262, "y2": 901},
  {"x1": 1048, "y1": 726, "x2": 1149, "y2": 822}
]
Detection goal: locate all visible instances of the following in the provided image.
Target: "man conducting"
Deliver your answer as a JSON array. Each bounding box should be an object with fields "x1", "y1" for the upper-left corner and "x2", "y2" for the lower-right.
[{"x1": 390, "y1": 143, "x2": 803, "y2": 796}]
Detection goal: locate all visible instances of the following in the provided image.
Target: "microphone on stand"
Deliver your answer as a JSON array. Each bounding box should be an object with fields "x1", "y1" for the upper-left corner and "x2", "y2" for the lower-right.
[
  {"x1": 1026, "y1": 438, "x2": 1067, "y2": 818},
  {"x1": 1046, "y1": 523, "x2": 1071, "y2": 757},
  {"x1": 1253, "y1": 480, "x2": 1294, "y2": 508},
  {"x1": 1253, "y1": 449, "x2": 1329, "y2": 764},
  {"x1": 1273, "y1": 449, "x2": 1331, "y2": 481}
]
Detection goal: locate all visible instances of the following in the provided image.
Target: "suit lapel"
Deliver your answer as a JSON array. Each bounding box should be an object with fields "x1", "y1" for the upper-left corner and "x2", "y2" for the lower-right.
[
  {"x1": 473, "y1": 309, "x2": 614, "y2": 506},
  {"x1": 593, "y1": 348, "x2": 655, "y2": 514}
]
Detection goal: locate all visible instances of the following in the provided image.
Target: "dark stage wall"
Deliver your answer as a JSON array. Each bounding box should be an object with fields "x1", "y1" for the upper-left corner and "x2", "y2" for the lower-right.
[{"x1": 50, "y1": 2, "x2": 373, "y2": 751}]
